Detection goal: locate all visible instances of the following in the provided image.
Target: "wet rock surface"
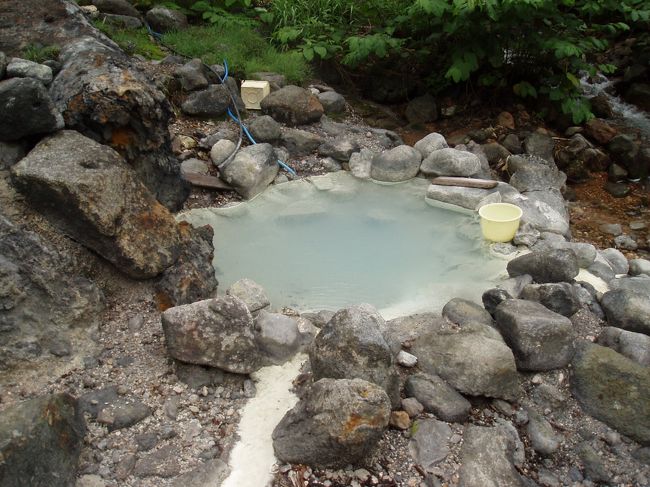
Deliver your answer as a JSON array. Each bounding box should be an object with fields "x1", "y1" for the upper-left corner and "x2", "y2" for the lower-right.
[
  {"x1": 404, "y1": 374, "x2": 471, "y2": 423},
  {"x1": 309, "y1": 304, "x2": 400, "y2": 406},
  {"x1": 0, "y1": 213, "x2": 104, "y2": 371},
  {"x1": 260, "y1": 85, "x2": 324, "y2": 126},
  {"x1": 0, "y1": 77, "x2": 63, "y2": 141},
  {"x1": 572, "y1": 342, "x2": 650, "y2": 445},
  {"x1": 50, "y1": 37, "x2": 188, "y2": 210},
  {"x1": 507, "y1": 249, "x2": 579, "y2": 283},
  {"x1": 370, "y1": 144, "x2": 422, "y2": 182},
  {"x1": 161, "y1": 295, "x2": 261, "y2": 374},
  {"x1": 272, "y1": 378, "x2": 391, "y2": 468},
  {"x1": 155, "y1": 222, "x2": 217, "y2": 309},
  {"x1": 411, "y1": 323, "x2": 520, "y2": 400},
  {"x1": 12, "y1": 130, "x2": 182, "y2": 279},
  {"x1": 495, "y1": 299, "x2": 576, "y2": 370},
  {"x1": 219, "y1": 143, "x2": 279, "y2": 199},
  {"x1": 0, "y1": 393, "x2": 85, "y2": 487}
]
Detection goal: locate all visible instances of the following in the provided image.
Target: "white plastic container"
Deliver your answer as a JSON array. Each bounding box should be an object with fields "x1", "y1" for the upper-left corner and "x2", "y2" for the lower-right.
[
  {"x1": 478, "y1": 203, "x2": 523, "y2": 242},
  {"x1": 241, "y1": 80, "x2": 270, "y2": 110}
]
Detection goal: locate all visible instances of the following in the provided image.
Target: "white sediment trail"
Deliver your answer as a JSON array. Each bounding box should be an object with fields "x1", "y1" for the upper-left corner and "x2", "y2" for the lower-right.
[{"x1": 221, "y1": 353, "x2": 307, "y2": 487}]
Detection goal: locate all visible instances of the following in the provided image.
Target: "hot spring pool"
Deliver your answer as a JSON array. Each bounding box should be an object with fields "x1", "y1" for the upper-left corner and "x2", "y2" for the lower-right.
[{"x1": 180, "y1": 172, "x2": 508, "y2": 317}]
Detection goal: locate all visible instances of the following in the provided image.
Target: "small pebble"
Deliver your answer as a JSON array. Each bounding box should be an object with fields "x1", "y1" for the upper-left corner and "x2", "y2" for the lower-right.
[{"x1": 397, "y1": 350, "x2": 418, "y2": 367}]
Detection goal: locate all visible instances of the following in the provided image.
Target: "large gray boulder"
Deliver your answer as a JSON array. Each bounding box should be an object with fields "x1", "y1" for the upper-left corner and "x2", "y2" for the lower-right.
[
  {"x1": 532, "y1": 239, "x2": 597, "y2": 268},
  {"x1": 413, "y1": 132, "x2": 448, "y2": 159},
  {"x1": 219, "y1": 143, "x2": 278, "y2": 199},
  {"x1": 145, "y1": 6, "x2": 188, "y2": 33},
  {"x1": 404, "y1": 374, "x2": 471, "y2": 422},
  {"x1": 12, "y1": 131, "x2": 182, "y2": 279},
  {"x1": 309, "y1": 304, "x2": 400, "y2": 407},
  {"x1": 0, "y1": 1, "x2": 119, "y2": 59},
  {"x1": 600, "y1": 248, "x2": 629, "y2": 274},
  {"x1": 254, "y1": 310, "x2": 301, "y2": 364},
  {"x1": 608, "y1": 276, "x2": 650, "y2": 298},
  {"x1": 507, "y1": 249, "x2": 579, "y2": 283},
  {"x1": 280, "y1": 128, "x2": 323, "y2": 156},
  {"x1": 161, "y1": 295, "x2": 261, "y2": 374},
  {"x1": 420, "y1": 148, "x2": 481, "y2": 177},
  {"x1": 0, "y1": 78, "x2": 63, "y2": 141},
  {"x1": 571, "y1": 342, "x2": 650, "y2": 445},
  {"x1": 174, "y1": 58, "x2": 212, "y2": 92},
  {"x1": 0, "y1": 394, "x2": 85, "y2": 487},
  {"x1": 630, "y1": 258, "x2": 650, "y2": 277},
  {"x1": 442, "y1": 297, "x2": 494, "y2": 328},
  {"x1": 409, "y1": 419, "x2": 451, "y2": 471},
  {"x1": 495, "y1": 299, "x2": 575, "y2": 370},
  {"x1": 0, "y1": 213, "x2": 104, "y2": 371},
  {"x1": 370, "y1": 145, "x2": 422, "y2": 182},
  {"x1": 505, "y1": 192, "x2": 570, "y2": 237},
  {"x1": 50, "y1": 37, "x2": 188, "y2": 210},
  {"x1": 272, "y1": 378, "x2": 390, "y2": 468},
  {"x1": 226, "y1": 278, "x2": 270, "y2": 313},
  {"x1": 601, "y1": 289, "x2": 650, "y2": 335},
  {"x1": 519, "y1": 282, "x2": 581, "y2": 317},
  {"x1": 260, "y1": 85, "x2": 324, "y2": 126},
  {"x1": 411, "y1": 323, "x2": 520, "y2": 400},
  {"x1": 317, "y1": 91, "x2": 345, "y2": 114},
  {"x1": 249, "y1": 115, "x2": 281, "y2": 143},
  {"x1": 510, "y1": 162, "x2": 566, "y2": 192},
  {"x1": 155, "y1": 222, "x2": 218, "y2": 308},
  {"x1": 458, "y1": 425, "x2": 525, "y2": 487},
  {"x1": 523, "y1": 132, "x2": 555, "y2": 163},
  {"x1": 181, "y1": 84, "x2": 232, "y2": 117},
  {"x1": 5, "y1": 58, "x2": 53, "y2": 85},
  {"x1": 319, "y1": 137, "x2": 359, "y2": 162},
  {"x1": 425, "y1": 182, "x2": 519, "y2": 211},
  {"x1": 597, "y1": 327, "x2": 650, "y2": 366}
]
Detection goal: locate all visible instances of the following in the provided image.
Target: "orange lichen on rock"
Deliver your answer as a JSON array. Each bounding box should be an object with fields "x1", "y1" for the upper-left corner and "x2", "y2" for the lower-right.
[{"x1": 111, "y1": 127, "x2": 135, "y2": 149}]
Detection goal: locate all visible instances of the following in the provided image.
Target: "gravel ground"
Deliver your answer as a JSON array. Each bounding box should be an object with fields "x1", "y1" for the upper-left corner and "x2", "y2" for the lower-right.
[{"x1": 1, "y1": 98, "x2": 649, "y2": 486}]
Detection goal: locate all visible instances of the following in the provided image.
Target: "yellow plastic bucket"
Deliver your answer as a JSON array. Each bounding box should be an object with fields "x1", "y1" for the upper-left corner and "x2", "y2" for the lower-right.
[{"x1": 478, "y1": 203, "x2": 523, "y2": 242}]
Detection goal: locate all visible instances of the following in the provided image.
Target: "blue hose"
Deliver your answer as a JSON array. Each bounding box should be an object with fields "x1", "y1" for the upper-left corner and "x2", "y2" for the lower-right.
[
  {"x1": 227, "y1": 108, "x2": 297, "y2": 177},
  {"x1": 143, "y1": 22, "x2": 297, "y2": 177}
]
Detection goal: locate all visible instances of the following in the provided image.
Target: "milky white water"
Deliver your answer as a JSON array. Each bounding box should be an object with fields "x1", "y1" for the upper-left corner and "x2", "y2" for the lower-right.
[
  {"x1": 181, "y1": 172, "x2": 508, "y2": 317},
  {"x1": 221, "y1": 354, "x2": 306, "y2": 487}
]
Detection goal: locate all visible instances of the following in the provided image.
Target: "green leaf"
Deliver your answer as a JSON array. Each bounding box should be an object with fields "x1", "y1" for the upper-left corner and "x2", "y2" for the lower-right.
[
  {"x1": 314, "y1": 45, "x2": 327, "y2": 58},
  {"x1": 513, "y1": 81, "x2": 538, "y2": 98},
  {"x1": 566, "y1": 72, "x2": 580, "y2": 88},
  {"x1": 303, "y1": 47, "x2": 314, "y2": 61}
]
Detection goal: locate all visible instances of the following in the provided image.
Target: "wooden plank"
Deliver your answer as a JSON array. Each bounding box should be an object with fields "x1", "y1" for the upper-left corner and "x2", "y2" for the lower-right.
[
  {"x1": 182, "y1": 172, "x2": 233, "y2": 190},
  {"x1": 430, "y1": 176, "x2": 498, "y2": 189}
]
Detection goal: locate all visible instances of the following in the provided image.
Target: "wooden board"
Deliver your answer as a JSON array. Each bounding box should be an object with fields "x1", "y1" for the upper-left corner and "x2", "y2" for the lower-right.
[
  {"x1": 430, "y1": 176, "x2": 499, "y2": 189},
  {"x1": 183, "y1": 172, "x2": 233, "y2": 190}
]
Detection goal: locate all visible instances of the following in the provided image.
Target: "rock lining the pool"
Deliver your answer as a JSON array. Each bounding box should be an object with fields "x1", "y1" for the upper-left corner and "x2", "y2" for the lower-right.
[{"x1": 165, "y1": 127, "x2": 649, "y2": 485}]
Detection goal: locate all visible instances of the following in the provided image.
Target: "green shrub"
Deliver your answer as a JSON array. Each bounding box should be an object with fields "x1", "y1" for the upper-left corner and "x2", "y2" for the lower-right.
[
  {"x1": 265, "y1": 0, "x2": 650, "y2": 124},
  {"x1": 22, "y1": 44, "x2": 61, "y2": 63},
  {"x1": 162, "y1": 24, "x2": 311, "y2": 82}
]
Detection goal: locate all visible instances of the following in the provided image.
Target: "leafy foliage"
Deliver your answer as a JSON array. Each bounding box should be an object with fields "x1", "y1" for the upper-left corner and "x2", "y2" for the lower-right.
[{"x1": 264, "y1": 0, "x2": 650, "y2": 124}]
